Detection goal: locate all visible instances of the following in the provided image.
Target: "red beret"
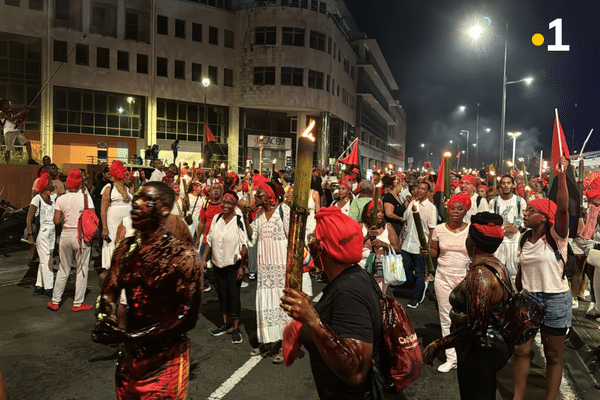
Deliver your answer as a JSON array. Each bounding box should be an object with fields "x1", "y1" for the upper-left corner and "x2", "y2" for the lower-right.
[
  {"x1": 529, "y1": 198, "x2": 557, "y2": 225},
  {"x1": 315, "y1": 206, "x2": 363, "y2": 264}
]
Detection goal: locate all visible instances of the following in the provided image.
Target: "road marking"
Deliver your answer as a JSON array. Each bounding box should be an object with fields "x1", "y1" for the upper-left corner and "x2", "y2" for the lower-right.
[
  {"x1": 533, "y1": 334, "x2": 580, "y2": 400},
  {"x1": 206, "y1": 355, "x2": 263, "y2": 400}
]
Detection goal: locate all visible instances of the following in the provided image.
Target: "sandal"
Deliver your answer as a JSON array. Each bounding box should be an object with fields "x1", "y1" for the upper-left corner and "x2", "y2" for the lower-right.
[
  {"x1": 272, "y1": 350, "x2": 284, "y2": 364},
  {"x1": 250, "y1": 344, "x2": 268, "y2": 356}
]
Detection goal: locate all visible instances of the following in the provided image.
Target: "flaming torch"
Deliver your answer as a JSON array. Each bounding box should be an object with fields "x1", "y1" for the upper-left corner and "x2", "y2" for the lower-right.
[
  {"x1": 412, "y1": 202, "x2": 435, "y2": 276},
  {"x1": 285, "y1": 119, "x2": 316, "y2": 292}
]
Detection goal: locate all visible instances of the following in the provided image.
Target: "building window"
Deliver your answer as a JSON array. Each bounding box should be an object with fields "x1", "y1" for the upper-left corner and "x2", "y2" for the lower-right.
[
  {"x1": 328, "y1": 37, "x2": 332, "y2": 54},
  {"x1": 338, "y1": 49, "x2": 341, "y2": 62},
  {"x1": 174, "y1": 60, "x2": 185, "y2": 79},
  {"x1": 224, "y1": 68, "x2": 233, "y2": 87},
  {"x1": 281, "y1": 0, "x2": 288, "y2": 5},
  {"x1": 343, "y1": 58, "x2": 349, "y2": 73},
  {"x1": 254, "y1": 67, "x2": 275, "y2": 85},
  {"x1": 29, "y1": 0, "x2": 43, "y2": 10},
  {"x1": 309, "y1": 31, "x2": 325, "y2": 51},
  {"x1": 157, "y1": 15, "x2": 168, "y2": 35},
  {"x1": 97, "y1": 47, "x2": 109, "y2": 69},
  {"x1": 332, "y1": 42, "x2": 336, "y2": 58},
  {"x1": 319, "y1": 1, "x2": 326, "y2": 14},
  {"x1": 310, "y1": 0, "x2": 318, "y2": 11},
  {"x1": 300, "y1": 0, "x2": 308, "y2": 9},
  {"x1": 281, "y1": 67, "x2": 303, "y2": 86},
  {"x1": 192, "y1": 23, "x2": 202, "y2": 42},
  {"x1": 290, "y1": 0, "x2": 299, "y2": 7},
  {"x1": 308, "y1": 70, "x2": 324, "y2": 89},
  {"x1": 75, "y1": 44, "x2": 88, "y2": 65},
  {"x1": 156, "y1": 98, "x2": 229, "y2": 142},
  {"x1": 117, "y1": 51, "x2": 129, "y2": 71},
  {"x1": 192, "y1": 63, "x2": 202, "y2": 82},
  {"x1": 255, "y1": 27, "x2": 276, "y2": 45},
  {"x1": 331, "y1": 78, "x2": 335, "y2": 95},
  {"x1": 125, "y1": 9, "x2": 150, "y2": 42},
  {"x1": 337, "y1": 84, "x2": 340, "y2": 96},
  {"x1": 137, "y1": 54, "x2": 148, "y2": 74},
  {"x1": 175, "y1": 19, "x2": 185, "y2": 39},
  {"x1": 53, "y1": 40, "x2": 67, "y2": 62},
  {"x1": 90, "y1": 1, "x2": 117, "y2": 37},
  {"x1": 350, "y1": 65, "x2": 355, "y2": 80},
  {"x1": 5, "y1": 0, "x2": 19, "y2": 6},
  {"x1": 53, "y1": 0, "x2": 82, "y2": 30},
  {"x1": 54, "y1": 87, "x2": 143, "y2": 137},
  {"x1": 209, "y1": 26, "x2": 218, "y2": 45},
  {"x1": 157, "y1": 57, "x2": 168, "y2": 77},
  {"x1": 208, "y1": 65, "x2": 218, "y2": 85},
  {"x1": 326, "y1": 74, "x2": 330, "y2": 92},
  {"x1": 224, "y1": 29, "x2": 234, "y2": 48},
  {"x1": 282, "y1": 27, "x2": 304, "y2": 46}
]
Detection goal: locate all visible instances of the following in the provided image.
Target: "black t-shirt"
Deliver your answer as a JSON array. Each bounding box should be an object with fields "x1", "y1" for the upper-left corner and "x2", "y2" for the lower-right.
[
  {"x1": 301, "y1": 265, "x2": 382, "y2": 399},
  {"x1": 382, "y1": 193, "x2": 405, "y2": 233}
]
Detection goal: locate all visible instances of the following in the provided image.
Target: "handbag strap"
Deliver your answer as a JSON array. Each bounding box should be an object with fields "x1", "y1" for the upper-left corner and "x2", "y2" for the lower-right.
[
  {"x1": 477, "y1": 263, "x2": 514, "y2": 299},
  {"x1": 189, "y1": 193, "x2": 200, "y2": 215},
  {"x1": 83, "y1": 192, "x2": 89, "y2": 210}
]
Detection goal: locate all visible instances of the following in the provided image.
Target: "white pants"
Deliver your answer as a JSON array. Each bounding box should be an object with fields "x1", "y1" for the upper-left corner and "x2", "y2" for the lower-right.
[
  {"x1": 434, "y1": 269, "x2": 467, "y2": 365},
  {"x1": 495, "y1": 240, "x2": 518, "y2": 279},
  {"x1": 35, "y1": 226, "x2": 55, "y2": 290},
  {"x1": 52, "y1": 229, "x2": 91, "y2": 307}
]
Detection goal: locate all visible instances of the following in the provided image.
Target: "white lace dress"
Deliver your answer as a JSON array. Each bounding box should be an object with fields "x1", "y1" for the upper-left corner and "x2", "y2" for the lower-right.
[{"x1": 101, "y1": 184, "x2": 132, "y2": 269}]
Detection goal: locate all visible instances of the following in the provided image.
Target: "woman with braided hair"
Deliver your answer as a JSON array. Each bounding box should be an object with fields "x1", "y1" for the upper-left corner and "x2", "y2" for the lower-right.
[{"x1": 101, "y1": 160, "x2": 133, "y2": 270}]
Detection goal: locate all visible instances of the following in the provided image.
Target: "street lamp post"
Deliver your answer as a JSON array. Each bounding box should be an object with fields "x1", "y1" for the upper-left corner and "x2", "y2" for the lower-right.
[
  {"x1": 508, "y1": 131, "x2": 522, "y2": 170},
  {"x1": 475, "y1": 102, "x2": 480, "y2": 169},
  {"x1": 202, "y1": 77, "x2": 211, "y2": 166},
  {"x1": 461, "y1": 130, "x2": 470, "y2": 168}
]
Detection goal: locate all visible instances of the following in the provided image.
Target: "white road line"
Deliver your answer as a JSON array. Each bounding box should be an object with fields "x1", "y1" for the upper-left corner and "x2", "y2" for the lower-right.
[
  {"x1": 206, "y1": 355, "x2": 263, "y2": 400},
  {"x1": 533, "y1": 334, "x2": 580, "y2": 400}
]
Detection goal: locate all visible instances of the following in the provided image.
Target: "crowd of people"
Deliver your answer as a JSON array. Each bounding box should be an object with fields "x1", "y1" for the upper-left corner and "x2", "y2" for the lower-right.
[{"x1": 21, "y1": 153, "x2": 600, "y2": 399}]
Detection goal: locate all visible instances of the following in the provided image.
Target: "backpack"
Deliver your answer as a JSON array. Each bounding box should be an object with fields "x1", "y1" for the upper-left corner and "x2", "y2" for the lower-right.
[
  {"x1": 519, "y1": 229, "x2": 576, "y2": 279},
  {"x1": 476, "y1": 195, "x2": 484, "y2": 208},
  {"x1": 493, "y1": 195, "x2": 522, "y2": 217},
  {"x1": 78, "y1": 193, "x2": 99, "y2": 245}
]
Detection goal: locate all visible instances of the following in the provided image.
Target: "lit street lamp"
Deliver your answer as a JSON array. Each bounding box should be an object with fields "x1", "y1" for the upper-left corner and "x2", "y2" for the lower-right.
[
  {"x1": 421, "y1": 143, "x2": 430, "y2": 161},
  {"x1": 508, "y1": 131, "x2": 522, "y2": 169}
]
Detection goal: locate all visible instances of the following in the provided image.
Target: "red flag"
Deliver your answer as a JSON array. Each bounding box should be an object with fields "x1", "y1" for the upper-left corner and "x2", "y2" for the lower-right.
[
  {"x1": 205, "y1": 124, "x2": 217, "y2": 144},
  {"x1": 456, "y1": 152, "x2": 460, "y2": 159},
  {"x1": 551, "y1": 109, "x2": 570, "y2": 175},
  {"x1": 339, "y1": 140, "x2": 359, "y2": 165},
  {"x1": 434, "y1": 156, "x2": 445, "y2": 193},
  {"x1": 376, "y1": 161, "x2": 379, "y2": 171}
]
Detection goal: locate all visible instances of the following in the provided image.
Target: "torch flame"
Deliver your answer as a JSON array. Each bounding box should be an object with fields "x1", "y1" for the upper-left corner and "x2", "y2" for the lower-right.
[
  {"x1": 412, "y1": 202, "x2": 419, "y2": 212},
  {"x1": 301, "y1": 119, "x2": 316, "y2": 142},
  {"x1": 444, "y1": 151, "x2": 452, "y2": 158}
]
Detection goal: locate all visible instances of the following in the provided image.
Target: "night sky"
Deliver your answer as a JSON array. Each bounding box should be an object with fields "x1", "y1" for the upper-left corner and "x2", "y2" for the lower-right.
[{"x1": 344, "y1": 0, "x2": 600, "y2": 171}]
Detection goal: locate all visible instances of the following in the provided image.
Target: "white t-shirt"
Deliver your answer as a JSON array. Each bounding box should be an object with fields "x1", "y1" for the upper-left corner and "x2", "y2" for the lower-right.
[
  {"x1": 489, "y1": 195, "x2": 527, "y2": 243},
  {"x1": 55, "y1": 192, "x2": 94, "y2": 228},
  {"x1": 207, "y1": 213, "x2": 248, "y2": 268},
  {"x1": 464, "y1": 192, "x2": 489, "y2": 223},
  {"x1": 149, "y1": 169, "x2": 166, "y2": 182},
  {"x1": 31, "y1": 194, "x2": 57, "y2": 227},
  {"x1": 519, "y1": 226, "x2": 569, "y2": 293},
  {"x1": 431, "y1": 223, "x2": 470, "y2": 274},
  {"x1": 402, "y1": 199, "x2": 438, "y2": 254}
]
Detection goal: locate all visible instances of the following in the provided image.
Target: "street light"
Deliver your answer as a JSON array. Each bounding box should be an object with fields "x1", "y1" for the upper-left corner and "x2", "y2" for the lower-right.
[
  {"x1": 202, "y1": 78, "x2": 211, "y2": 165},
  {"x1": 421, "y1": 143, "x2": 430, "y2": 161},
  {"x1": 508, "y1": 131, "x2": 522, "y2": 169},
  {"x1": 460, "y1": 130, "x2": 470, "y2": 168}
]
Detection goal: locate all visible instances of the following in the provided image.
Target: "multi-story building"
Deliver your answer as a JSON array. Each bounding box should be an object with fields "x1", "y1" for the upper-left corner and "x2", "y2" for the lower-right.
[{"x1": 0, "y1": 0, "x2": 405, "y2": 172}]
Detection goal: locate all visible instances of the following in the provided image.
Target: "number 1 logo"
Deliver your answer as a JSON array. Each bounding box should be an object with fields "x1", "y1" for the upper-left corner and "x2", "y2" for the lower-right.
[{"x1": 548, "y1": 18, "x2": 570, "y2": 51}]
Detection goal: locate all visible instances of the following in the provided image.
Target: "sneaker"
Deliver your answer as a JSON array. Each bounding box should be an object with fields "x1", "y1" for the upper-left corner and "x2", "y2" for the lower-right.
[
  {"x1": 43, "y1": 289, "x2": 53, "y2": 298},
  {"x1": 32, "y1": 286, "x2": 44, "y2": 296},
  {"x1": 419, "y1": 281, "x2": 428, "y2": 304},
  {"x1": 437, "y1": 361, "x2": 457, "y2": 373},
  {"x1": 232, "y1": 329, "x2": 243, "y2": 344},
  {"x1": 202, "y1": 285, "x2": 212, "y2": 293},
  {"x1": 210, "y1": 324, "x2": 232, "y2": 337},
  {"x1": 407, "y1": 298, "x2": 419, "y2": 309},
  {"x1": 248, "y1": 273, "x2": 256, "y2": 280},
  {"x1": 47, "y1": 302, "x2": 59, "y2": 311},
  {"x1": 72, "y1": 303, "x2": 93, "y2": 312},
  {"x1": 572, "y1": 298, "x2": 579, "y2": 309},
  {"x1": 241, "y1": 281, "x2": 249, "y2": 288},
  {"x1": 27, "y1": 158, "x2": 39, "y2": 165}
]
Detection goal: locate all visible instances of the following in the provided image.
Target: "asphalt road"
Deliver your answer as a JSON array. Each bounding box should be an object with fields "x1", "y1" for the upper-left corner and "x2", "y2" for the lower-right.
[{"x1": 0, "y1": 244, "x2": 588, "y2": 399}]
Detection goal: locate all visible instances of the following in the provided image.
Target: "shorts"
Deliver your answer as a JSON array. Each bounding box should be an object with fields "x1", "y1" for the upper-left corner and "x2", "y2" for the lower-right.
[
  {"x1": 532, "y1": 291, "x2": 572, "y2": 335},
  {"x1": 4, "y1": 130, "x2": 29, "y2": 151}
]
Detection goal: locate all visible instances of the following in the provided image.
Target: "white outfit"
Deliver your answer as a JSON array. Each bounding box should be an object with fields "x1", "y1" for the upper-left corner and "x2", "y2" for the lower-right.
[
  {"x1": 332, "y1": 198, "x2": 352, "y2": 215},
  {"x1": 101, "y1": 184, "x2": 133, "y2": 270},
  {"x1": 307, "y1": 189, "x2": 318, "y2": 236},
  {"x1": 52, "y1": 192, "x2": 94, "y2": 307},
  {"x1": 207, "y1": 213, "x2": 248, "y2": 268},
  {"x1": 359, "y1": 224, "x2": 392, "y2": 267},
  {"x1": 171, "y1": 197, "x2": 184, "y2": 216},
  {"x1": 186, "y1": 194, "x2": 203, "y2": 238},
  {"x1": 149, "y1": 169, "x2": 166, "y2": 182},
  {"x1": 32, "y1": 194, "x2": 57, "y2": 290},
  {"x1": 489, "y1": 195, "x2": 527, "y2": 278},
  {"x1": 402, "y1": 199, "x2": 438, "y2": 254},
  {"x1": 431, "y1": 223, "x2": 470, "y2": 365},
  {"x1": 250, "y1": 204, "x2": 292, "y2": 343},
  {"x1": 464, "y1": 193, "x2": 489, "y2": 224},
  {"x1": 2, "y1": 116, "x2": 29, "y2": 151}
]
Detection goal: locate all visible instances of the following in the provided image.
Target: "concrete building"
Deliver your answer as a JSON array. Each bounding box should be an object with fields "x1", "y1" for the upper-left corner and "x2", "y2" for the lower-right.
[{"x1": 0, "y1": 0, "x2": 405, "y2": 172}]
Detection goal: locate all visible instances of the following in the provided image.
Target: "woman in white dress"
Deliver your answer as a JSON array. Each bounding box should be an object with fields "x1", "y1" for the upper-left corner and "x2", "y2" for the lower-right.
[
  {"x1": 427, "y1": 193, "x2": 470, "y2": 373},
  {"x1": 243, "y1": 182, "x2": 290, "y2": 364},
  {"x1": 331, "y1": 180, "x2": 353, "y2": 215},
  {"x1": 101, "y1": 161, "x2": 132, "y2": 270},
  {"x1": 186, "y1": 181, "x2": 203, "y2": 238}
]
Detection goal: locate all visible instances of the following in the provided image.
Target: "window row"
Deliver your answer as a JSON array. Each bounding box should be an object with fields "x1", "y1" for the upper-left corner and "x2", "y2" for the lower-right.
[
  {"x1": 156, "y1": 59, "x2": 233, "y2": 87},
  {"x1": 4, "y1": 0, "x2": 43, "y2": 10},
  {"x1": 178, "y1": 0, "x2": 231, "y2": 10},
  {"x1": 255, "y1": 0, "x2": 327, "y2": 13},
  {"x1": 156, "y1": 15, "x2": 234, "y2": 48},
  {"x1": 156, "y1": 98, "x2": 229, "y2": 142}
]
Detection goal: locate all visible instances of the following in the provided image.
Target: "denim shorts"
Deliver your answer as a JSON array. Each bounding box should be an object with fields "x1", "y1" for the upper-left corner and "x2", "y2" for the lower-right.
[{"x1": 532, "y1": 291, "x2": 572, "y2": 335}]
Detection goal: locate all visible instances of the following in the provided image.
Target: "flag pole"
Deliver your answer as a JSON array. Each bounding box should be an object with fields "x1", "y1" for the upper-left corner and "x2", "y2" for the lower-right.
[
  {"x1": 337, "y1": 138, "x2": 358, "y2": 160},
  {"x1": 555, "y1": 108, "x2": 564, "y2": 172},
  {"x1": 579, "y1": 128, "x2": 594, "y2": 155}
]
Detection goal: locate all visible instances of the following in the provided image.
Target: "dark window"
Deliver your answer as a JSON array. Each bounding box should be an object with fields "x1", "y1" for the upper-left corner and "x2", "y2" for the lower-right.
[
  {"x1": 331, "y1": 78, "x2": 334, "y2": 95},
  {"x1": 175, "y1": 19, "x2": 185, "y2": 39},
  {"x1": 319, "y1": 1, "x2": 326, "y2": 14},
  {"x1": 224, "y1": 29, "x2": 234, "y2": 48},
  {"x1": 338, "y1": 49, "x2": 341, "y2": 61},
  {"x1": 126, "y1": 9, "x2": 150, "y2": 42},
  {"x1": 192, "y1": 23, "x2": 202, "y2": 42},
  {"x1": 333, "y1": 42, "x2": 336, "y2": 59},
  {"x1": 290, "y1": 0, "x2": 299, "y2": 7},
  {"x1": 308, "y1": 70, "x2": 323, "y2": 89},
  {"x1": 156, "y1": 98, "x2": 228, "y2": 142},
  {"x1": 350, "y1": 65, "x2": 355, "y2": 80},
  {"x1": 255, "y1": 27, "x2": 276, "y2": 45},
  {"x1": 29, "y1": 0, "x2": 43, "y2": 10},
  {"x1": 281, "y1": 67, "x2": 303, "y2": 86},
  {"x1": 310, "y1": 0, "x2": 318, "y2": 11},
  {"x1": 309, "y1": 31, "x2": 325, "y2": 51},
  {"x1": 282, "y1": 27, "x2": 304, "y2": 46},
  {"x1": 254, "y1": 67, "x2": 275, "y2": 85},
  {"x1": 209, "y1": 26, "x2": 218, "y2": 45},
  {"x1": 54, "y1": 0, "x2": 82, "y2": 30},
  {"x1": 300, "y1": 0, "x2": 307, "y2": 9},
  {"x1": 90, "y1": 1, "x2": 117, "y2": 37},
  {"x1": 192, "y1": 63, "x2": 202, "y2": 82},
  {"x1": 174, "y1": 60, "x2": 185, "y2": 79},
  {"x1": 97, "y1": 47, "x2": 109, "y2": 69},
  {"x1": 75, "y1": 44, "x2": 88, "y2": 65},
  {"x1": 137, "y1": 54, "x2": 148, "y2": 74},
  {"x1": 208, "y1": 66, "x2": 218, "y2": 84},
  {"x1": 281, "y1": 0, "x2": 288, "y2": 5},
  {"x1": 224, "y1": 68, "x2": 233, "y2": 87},
  {"x1": 343, "y1": 58, "x2": 349, "y2": 73},
  {"x1": 53, "y1": 40, "x2": 67, "y2": 62},
  {"x1": 5, "y1": 0, "x2": 19, "y2": 6},
  {"x1": 328, "y1": 37, "x2": 332, "y2": 54},
  {"x1": 117, "y1": 51, "x2": 129, "y2": 71},
  {"x1": 326, "y1": 74, "x2": 330, "y2": 91},
  {"x1": 157, "y1": 57, "x2": 168, "y2": 77},
  {"x1": 157, "y1": 15, "x2": 168, "y2": 35}
]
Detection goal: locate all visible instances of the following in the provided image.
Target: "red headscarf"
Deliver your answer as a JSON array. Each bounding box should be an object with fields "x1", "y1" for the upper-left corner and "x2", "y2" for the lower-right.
[
  {"x1": 109, "y1": 160, "x2": 127, "y2": 181},
  {"x1": 340, "y1": 180, "x2": 352, "y2": 190},
  {"x1": 477, "y1": 185, "x2": 488, "y2": 192},
  {"x1": 448, "y1": 193, "x2": 471, "y2": 210},
  {"x1": 450, "y1": 180, "x2": 460, "y2": 188},
  {"x1": 529, "y1": 198, "x2": 557, "y2": 225},
  {"x1": 35, "y1": 173, "x2": 50, "y2": 194},
  {"x1": 66, "y1": 169, "x2": 82, "y2": 190},
  {"x1": 258, "y1": 182, "x2": 276, "y2": 205},
  {"x1": 586, "y1": 176, "x2": 600, "y2": 200},
  {"x1": 460, "y1": 175, "x2": 476, "y2": 186},
  {"x1": 367, "y1": 199, "x2": 383, "y2": 214},
  {"x1": 314, "y1": 206, "x2": 363, "y2": 264}
]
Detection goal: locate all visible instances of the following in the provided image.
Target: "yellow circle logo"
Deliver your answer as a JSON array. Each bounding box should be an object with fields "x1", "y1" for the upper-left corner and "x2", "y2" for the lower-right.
[{"x1": 532, "y1": 33, "x2": 545, "y2": 46}]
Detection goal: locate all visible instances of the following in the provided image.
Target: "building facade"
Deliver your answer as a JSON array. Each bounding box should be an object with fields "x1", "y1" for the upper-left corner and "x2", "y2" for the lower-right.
[{"x1": 0, "y1": 0, "x2": 405, "y2": 172}]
